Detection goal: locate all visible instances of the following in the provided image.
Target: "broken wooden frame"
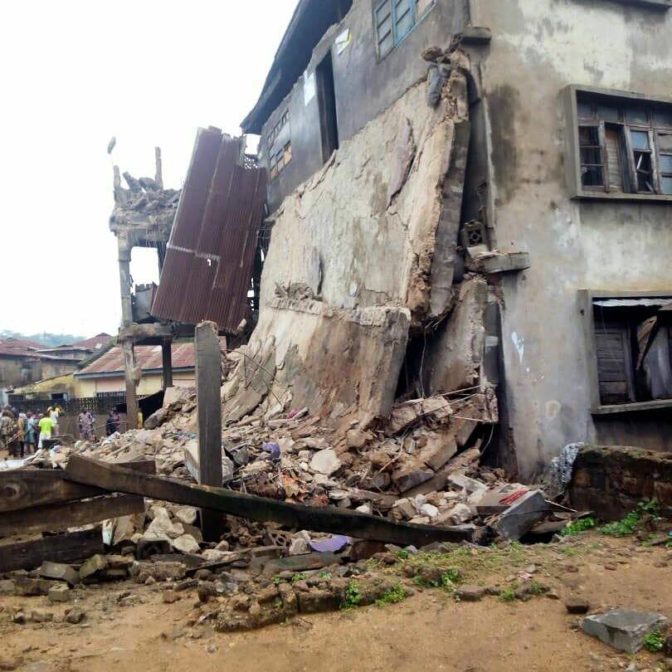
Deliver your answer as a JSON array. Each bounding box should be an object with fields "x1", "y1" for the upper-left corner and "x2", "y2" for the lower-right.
[
  {"x1": 65, "y1": 455, "x2": 473, "y2": 547},
  {"x1": 0, "y1": 460, "x2": 154, "y2": 571}
]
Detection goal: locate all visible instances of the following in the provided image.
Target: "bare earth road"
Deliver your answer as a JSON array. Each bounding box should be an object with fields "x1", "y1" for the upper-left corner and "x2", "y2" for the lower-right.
[{"x1": 1, "y1": 535, "x2": 670, "y2": 672}]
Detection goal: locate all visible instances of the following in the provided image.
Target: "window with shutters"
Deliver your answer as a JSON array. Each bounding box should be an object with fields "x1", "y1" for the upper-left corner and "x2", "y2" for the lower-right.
[
  {"x1": 572, "y1": 90, "x2": 672, "y2": 198},
  {"x1": 374, "y1": 0, "x2": 436, "y2": 58},
  {"x1": 585, "y1": 292, "x2": 672, "y2": 413}
]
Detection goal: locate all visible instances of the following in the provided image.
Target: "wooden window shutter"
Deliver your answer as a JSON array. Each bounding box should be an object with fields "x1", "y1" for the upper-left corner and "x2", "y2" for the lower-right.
[
  {"x1": 595, "y1": 324, "x2": 634, "y2": 404},
  {"x1": 604, "y1": 126, "x2": 625, "y2": 192}
]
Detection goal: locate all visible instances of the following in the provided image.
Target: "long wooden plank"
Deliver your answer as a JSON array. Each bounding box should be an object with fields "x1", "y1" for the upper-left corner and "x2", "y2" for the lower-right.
[
  {"x1": 0, "y1": 527, "x2": 103, "y2": 573},
  {"x1": 196, "y1": 321, "x2": 224, "y2": 541},
  {"x1": 0, "y1": 494, "x2": 145, "y2": 537},
  {"x1": 65, "y1": 455, "x2": 473, "y2": 547},
  {"x1": 0, "y1": 460, "x2": 156, "y2": 513}
]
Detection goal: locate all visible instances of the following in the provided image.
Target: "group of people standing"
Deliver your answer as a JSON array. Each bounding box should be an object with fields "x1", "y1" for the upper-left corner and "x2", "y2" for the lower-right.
[
  {"x1": 77, "y1": 409, "x2": 121, "y2": 441},
  {"x1": 0, "y1": 404, "x2": 62, "y2": 458},
  {"x1": 0, "y1": 405, "x2": 123, "y2": 459}
]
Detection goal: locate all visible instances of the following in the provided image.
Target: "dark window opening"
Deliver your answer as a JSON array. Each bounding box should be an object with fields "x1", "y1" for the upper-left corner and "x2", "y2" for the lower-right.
[
  {"x1": 576, "y1": 92, "x2": 672, "y2": 197},
  {"x1": 374, "y1": 0, "x2": 436, "y2": 57},
  {"x1": 593, "y1": 297, "x2": 672, "y2": 406},
  {"x1": 316, "y1": 52, "x2": 339, "y2": 163}
]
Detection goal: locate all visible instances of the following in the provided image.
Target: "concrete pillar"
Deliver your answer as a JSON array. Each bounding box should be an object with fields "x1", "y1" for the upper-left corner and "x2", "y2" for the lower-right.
[{"x1": 122, "y1": 340, "x2": 138, "y2": 431}]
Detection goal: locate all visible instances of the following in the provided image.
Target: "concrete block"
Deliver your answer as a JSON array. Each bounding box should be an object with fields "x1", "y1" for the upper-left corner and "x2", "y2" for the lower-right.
[
  {"x1": 496, "y1": 490, "x2": 551, "y2": 540},
  {"x1": 582, "y1": 610, "x2": 668, "y2": 653}
]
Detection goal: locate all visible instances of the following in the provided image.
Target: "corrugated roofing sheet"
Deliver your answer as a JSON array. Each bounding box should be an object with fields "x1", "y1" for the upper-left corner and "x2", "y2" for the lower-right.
[
  {"x1": 152, "y1": 129, "x2": 267, "y2": 333},
  {"x1": 76, "y1": 342, "x2": 211, "y2": 377}
]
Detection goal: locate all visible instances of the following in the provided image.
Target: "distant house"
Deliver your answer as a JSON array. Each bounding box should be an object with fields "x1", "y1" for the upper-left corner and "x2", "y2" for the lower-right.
[
  {"x1": 35, "y1": 333, "x2": 113, "y2": 361},
  {"x1": 0, "y1": 338, "x2": 82, "y2": 391},
  {"x1": 74, "y1": 342, "x2": 199, "y2": 398}
]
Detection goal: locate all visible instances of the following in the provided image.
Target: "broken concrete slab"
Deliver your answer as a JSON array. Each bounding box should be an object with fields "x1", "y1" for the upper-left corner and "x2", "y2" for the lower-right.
[
  {"x1": 310, "y1": 449, "x2": 341, "y2": 476},
  {"x1": 427, "y1": 277, "x2": 488, "y2": 395},
  {"x1": 171, "y1": 534, "x2": 201, "y2": 555},
  {"x1": 79, "y1": 554, "x2": 108, "y2": 581},
  {"x1": 582, "y1": 610, "x2": 668, "y2": 653},
  {"x1": 496, "y1": 490, "x2": 551, "y2": 541},
  {"x1": 474, "y1": 484, "x2": 531, "y2": 516},
  {"x1": 38, "y1": 562, "x2": 79, "y2": 587},
  {"x1": 466, "y1": 250, "x2": 530, "y2": 275},
  {"x1": 47, "y1": 584, "x2": 71, "y2": 603}
]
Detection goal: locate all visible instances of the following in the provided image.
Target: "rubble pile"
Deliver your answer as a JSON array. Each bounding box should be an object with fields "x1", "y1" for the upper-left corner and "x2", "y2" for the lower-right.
[
  {"x1": 110, "y1": 168, "x2": 180, "y2": 234},
  {"x1": 51, "y1": 379, "x2": 569, "y2": 556}
]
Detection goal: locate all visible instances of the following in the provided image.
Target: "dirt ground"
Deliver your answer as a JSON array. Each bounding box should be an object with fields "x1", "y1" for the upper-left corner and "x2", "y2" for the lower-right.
[{"x1": 1, "y1": 534, "x2": 671, "y2": 672}]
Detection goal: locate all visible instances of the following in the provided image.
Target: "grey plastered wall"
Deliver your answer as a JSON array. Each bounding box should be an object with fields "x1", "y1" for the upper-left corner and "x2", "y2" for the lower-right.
[
  {"x1": 261, "y1": 0, "x2": 470, "y2": 213},
  {"x1": 472, "y1": 0, "x2": 672, "y2": 477}
]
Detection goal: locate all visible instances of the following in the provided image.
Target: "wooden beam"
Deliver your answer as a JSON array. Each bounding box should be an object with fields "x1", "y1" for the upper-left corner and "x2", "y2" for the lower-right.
[
  {"x1": 0, "y1": 494, "x2": 145, "y2": 537},
  {"x1": 0, "y1": 471, "x2": 100, "y2": 513},
  {"x1": 0, "y1": 528, "x2": 104, "y2": 573},
  {"x1": 65, "y1": 456, "x2": 473, "y2": 547},
  {"x1": 195, "y1": 321, "x2": 223, "y2": 541},
  {"x1": 0, "y1": 460, "x2": 155, "y2": 513}
]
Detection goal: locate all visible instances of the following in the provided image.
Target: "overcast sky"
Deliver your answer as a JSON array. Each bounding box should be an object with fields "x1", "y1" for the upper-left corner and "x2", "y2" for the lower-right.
[{"x1": 0, "y1": 0, "x2": 297, "y2": 337}]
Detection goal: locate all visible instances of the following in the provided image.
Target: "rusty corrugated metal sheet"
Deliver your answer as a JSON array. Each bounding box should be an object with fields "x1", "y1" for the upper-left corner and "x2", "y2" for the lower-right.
[{"x1": 152, "y1": 128, "x2": 267, "y2": 333}]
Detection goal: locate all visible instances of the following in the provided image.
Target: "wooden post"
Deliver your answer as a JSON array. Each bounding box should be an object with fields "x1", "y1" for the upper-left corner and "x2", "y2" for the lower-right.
[
  {"x1": 162, "y1": 338, "x2": 173, "y2": 389},
  {"x1": 195, "y1": 321, "x2": 223, "y2": 541}
]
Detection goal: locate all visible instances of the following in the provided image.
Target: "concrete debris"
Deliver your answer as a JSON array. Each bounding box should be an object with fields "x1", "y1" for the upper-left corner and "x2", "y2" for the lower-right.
[
  {"x1": 496, "y1": 491, "x2": 551, "y2": 541},
  {"x1": 310, "y1": 449, "x2": 341, "y2": 476},
  {"x1": 582, "y1": 610, "x2": 669, "y2": 653}
]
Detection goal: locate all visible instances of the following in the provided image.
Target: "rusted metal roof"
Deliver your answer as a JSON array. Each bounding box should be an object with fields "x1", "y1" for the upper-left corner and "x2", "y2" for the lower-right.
[
  {"x1": 151, "y1": 129, "x2": 267, "y2": 333},
  {"x1": 75, "y1": 342, "x2": 208, "y2": 378}
]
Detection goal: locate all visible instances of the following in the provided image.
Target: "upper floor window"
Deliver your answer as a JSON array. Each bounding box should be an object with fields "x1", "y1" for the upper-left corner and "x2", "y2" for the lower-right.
[
  {"x1": 269, "y1": 142, "x2": 292, "y2": 180},
  {"x1": 575, "y1": 91, "x2": 672, "y2": 197},
  {"x1": 267, "y1": 109, "x2": 289, "y2": 150},
  {"x1": 375, "y1": 0, "x2": 435, "y2": 58}
]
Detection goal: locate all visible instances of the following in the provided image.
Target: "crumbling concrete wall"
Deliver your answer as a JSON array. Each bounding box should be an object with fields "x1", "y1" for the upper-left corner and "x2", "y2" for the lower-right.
[
  {"x1": 224, "y1": 68, "x2": 476, "y2": 422},
  {"x1": 427, "y1": 276, "x2": 488, "y2": 395},
  {"x1": 223, "y1": 300, "x2": 409, "y2": 422},
  {"x1": 261, "y1": 74, "x2": 469, "y2": 323}
]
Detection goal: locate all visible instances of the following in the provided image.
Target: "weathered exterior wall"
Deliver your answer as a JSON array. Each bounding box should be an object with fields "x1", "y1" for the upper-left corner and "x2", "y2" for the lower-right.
[
  {"x1": 260, "y1": 0, "x2": 469, "y2": 212},
  {"x1": 0, "y1": 357, "x2": 79, "y2": 389},
  {"x1": 75, "y1": 371, "x2": 194, "y2": 397},
  {"x1": 473, "y1": 0, "x2": 672, "y2": 476}
]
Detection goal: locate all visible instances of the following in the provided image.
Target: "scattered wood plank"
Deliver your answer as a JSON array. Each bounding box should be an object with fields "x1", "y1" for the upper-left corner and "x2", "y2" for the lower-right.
[
  {"x1": 0, "y1": 528, "x2": 103, "y2": 573},
  {"x1": 65, "y1": 455, "x2": 473, "y2": 547},
  {"x1": 0, "y1": 470, "x2": 100, "y2": 513},
  {"x1": 0, "y1": 494, "x2": 145, "y2": 537},
  {"x1": 0, "y1": 460, "x2": 155, "y2": 513}
]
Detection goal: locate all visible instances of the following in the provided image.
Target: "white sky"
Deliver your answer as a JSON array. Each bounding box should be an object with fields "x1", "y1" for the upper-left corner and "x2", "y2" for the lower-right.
[{"x1": 0, "y1": 0, "x2": 298, "y2": 337}]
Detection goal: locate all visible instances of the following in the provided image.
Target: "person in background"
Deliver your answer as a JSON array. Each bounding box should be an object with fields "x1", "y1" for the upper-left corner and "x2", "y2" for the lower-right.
[
  {"x1": 105, "y1": 410, "x2": 120, "y2": 436},
  {"x1": 25, "y1": 413, "x2": 38, "y2": 455},
  {"x1": 0, "y1": 409, "x2": 18, "y2": 457},
  {"x1": 16, "y1": 413, "x2": 27, "y2": 458},
  {"x1": 86, "y1": 411, "x2": 97, "y2": 441},
  {"x1": 48, "y1": 404, "x2": 62, "y2": 437},
  {"x1": 38, "y1": 412, "x2": 54, "y2": 449},
  {"x1": 78, "y1": 411, "x2": 93, "y2": 441}
]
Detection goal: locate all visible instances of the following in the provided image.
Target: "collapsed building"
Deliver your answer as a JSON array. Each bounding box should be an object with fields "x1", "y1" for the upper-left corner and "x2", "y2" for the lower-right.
[
  {"x1": 106, "y1": 0, "x2": 672, "y2": 485},
  {"x1": 225, "y1": 0, "x2": 672, "y2": 480},
  {"x1": 3, "y1": 0, "x2": 672, "y2": 633}
]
